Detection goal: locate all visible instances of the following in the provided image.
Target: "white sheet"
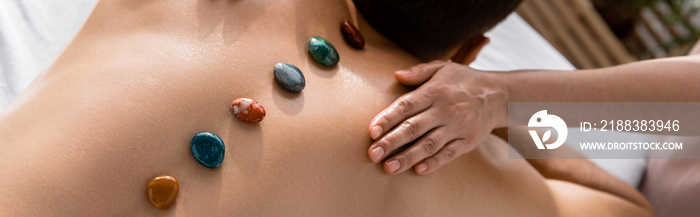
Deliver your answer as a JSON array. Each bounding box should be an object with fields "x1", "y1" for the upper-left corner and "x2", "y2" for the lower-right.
[
  {"x1": 0, "y1": 0, "x2": 97, "y2": 109},
  {"x1": 472, "y1": 13, "x2": 575, "y2": 71},
  {"x1": 0, "y1": 3, "x2": 644, "y2": 187}
]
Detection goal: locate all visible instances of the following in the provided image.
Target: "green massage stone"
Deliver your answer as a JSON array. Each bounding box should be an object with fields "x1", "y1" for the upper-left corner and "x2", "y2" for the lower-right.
[{"x1": 308, "y1": 36, "x2": 339, "y2": 67}]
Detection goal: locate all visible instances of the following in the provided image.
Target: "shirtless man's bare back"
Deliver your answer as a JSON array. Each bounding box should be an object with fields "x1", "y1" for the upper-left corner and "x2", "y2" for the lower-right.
[{"x1": 0, "y1": 0, "x2": 653, "y2": 216}]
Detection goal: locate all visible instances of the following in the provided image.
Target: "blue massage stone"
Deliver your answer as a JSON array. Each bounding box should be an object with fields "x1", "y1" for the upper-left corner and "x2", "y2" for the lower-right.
[
  {"x1": 308, "y1": 36, "x2": 339, "y2": 67},
  {"x1": 190, "y1": 132, "x2": 225, "y2": 168},
  {"x1": 273, "y1": 63, "x2": 305, "y2": 92}
]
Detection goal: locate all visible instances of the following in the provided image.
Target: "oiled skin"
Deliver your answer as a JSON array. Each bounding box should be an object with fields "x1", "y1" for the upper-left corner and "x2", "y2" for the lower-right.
[{"x1": 0, "y1": 0, "x2": 649, "y2": 216}]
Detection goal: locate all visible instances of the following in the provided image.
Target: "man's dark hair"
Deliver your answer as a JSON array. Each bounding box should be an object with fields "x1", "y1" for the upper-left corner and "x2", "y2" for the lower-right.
[{"x1": 353, "y1": 0, "x2": 523, "y2": 61}]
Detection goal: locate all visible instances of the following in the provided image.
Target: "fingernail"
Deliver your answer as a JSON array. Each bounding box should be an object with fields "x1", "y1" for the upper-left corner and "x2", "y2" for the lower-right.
[
  {"x1": 386, "y1": 160, "x2": 400, "y2": 173},
  {"x1": 415, "y1": 163, "x2": 428, "y2": 174},
  {"x1": 395, "y1": 70, "x2": 410, "y2": 75},
  {"x1": 370, "y1": 126, "x2": 383, "y2": 139},
  {"x1": 370, "y1": 147, "x2": 384, "y2": 162}
]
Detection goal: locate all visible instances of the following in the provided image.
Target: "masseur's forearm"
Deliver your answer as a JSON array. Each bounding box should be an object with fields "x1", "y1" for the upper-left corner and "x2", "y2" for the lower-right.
[
  {"x1": 496, "y1": 57, "x2": 693, "y2": 213},
  {"x1": 502, "y1": 55, "x2": 700, "y2": 102}
]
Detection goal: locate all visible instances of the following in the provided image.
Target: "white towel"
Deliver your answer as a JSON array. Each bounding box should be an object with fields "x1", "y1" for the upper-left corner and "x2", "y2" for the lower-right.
[{"x1": 0, "y1": 0, "x2": 98, "y2": 109}]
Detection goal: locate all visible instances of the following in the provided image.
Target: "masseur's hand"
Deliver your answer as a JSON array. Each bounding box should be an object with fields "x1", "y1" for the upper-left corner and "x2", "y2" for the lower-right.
[{"x1": 368, "y1": 60, "x2": 509, "y2": 175}]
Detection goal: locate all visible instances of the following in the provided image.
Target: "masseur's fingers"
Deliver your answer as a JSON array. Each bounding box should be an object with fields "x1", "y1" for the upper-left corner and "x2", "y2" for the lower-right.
[
  {"x1": 369, "y1": 91, "x2": 432, "y2": 140},
  {"x1": 382, "y1": 128, "x2": 450, "y2": 174},
  {"x1": 414, "y1": 139, "x2": 466, "y2": 175},
  {"x1": 369, "y1": 113, "x2": 441, "y2": 163},
  {"x1": 394, "y1": 60, "x2": 448, "y2": 86},
  {"x1": 368, "y1": 61, "x2": 509, "y2": 175}
]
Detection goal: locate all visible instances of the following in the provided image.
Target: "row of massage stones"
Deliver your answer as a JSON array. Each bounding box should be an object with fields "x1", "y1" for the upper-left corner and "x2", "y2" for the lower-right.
[{"x1": 145, "y1": 20, "x2": 365, "y2": 209}]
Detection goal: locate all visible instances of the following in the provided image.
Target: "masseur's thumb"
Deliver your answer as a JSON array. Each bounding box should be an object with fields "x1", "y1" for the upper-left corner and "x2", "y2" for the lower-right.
[{"x1": 394, "y1": 60, "x2": 447, "y2": 86}]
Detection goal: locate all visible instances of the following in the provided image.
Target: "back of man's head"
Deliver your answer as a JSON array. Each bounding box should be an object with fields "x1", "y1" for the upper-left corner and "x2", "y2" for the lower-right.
[{"x1": 353, "y1": 0, "x2": 523, "y2": 61}]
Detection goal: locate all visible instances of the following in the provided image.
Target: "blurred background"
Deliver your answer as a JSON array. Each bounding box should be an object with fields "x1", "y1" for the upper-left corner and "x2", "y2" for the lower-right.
[{"x1": 518, "y1": 0, "x2": 700, "y2": 69}]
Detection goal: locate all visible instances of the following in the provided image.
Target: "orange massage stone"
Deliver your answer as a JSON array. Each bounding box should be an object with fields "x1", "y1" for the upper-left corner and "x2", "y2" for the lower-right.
[
  {"x1": 146, "y1": 175, "x2": 179, "y2": 209},
  {"x1": 231, "y1": 98, "x2": 266, "y2": 123}
]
